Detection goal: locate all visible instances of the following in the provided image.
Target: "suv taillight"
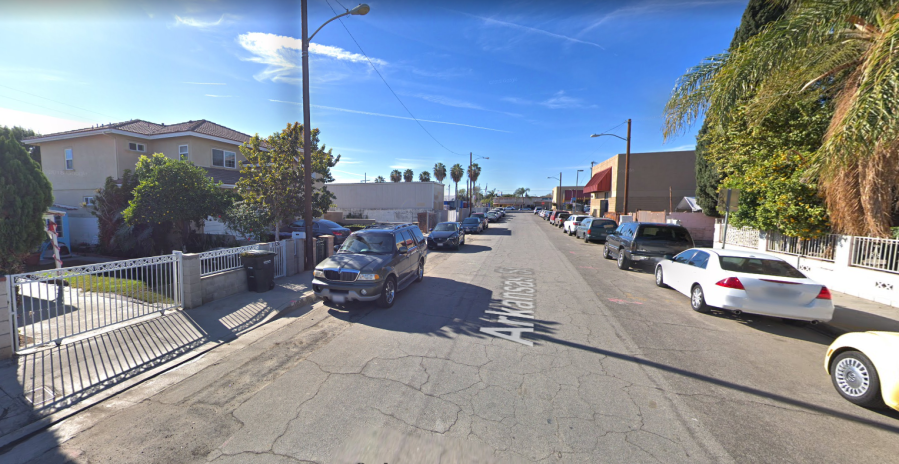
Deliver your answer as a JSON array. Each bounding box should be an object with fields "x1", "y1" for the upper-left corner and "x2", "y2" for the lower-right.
[
  {"x1": 716, "y1": 277, "x2": 745, "y2": 290},
  {"x1": 816, "y1": 287, "x2": 832, "y2": 300}
]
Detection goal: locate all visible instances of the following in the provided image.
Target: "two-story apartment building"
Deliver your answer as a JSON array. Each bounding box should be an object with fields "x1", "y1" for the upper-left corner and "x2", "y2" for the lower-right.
[{"x1": 23, "y1": 119, "x2": 259, "y2": 245}]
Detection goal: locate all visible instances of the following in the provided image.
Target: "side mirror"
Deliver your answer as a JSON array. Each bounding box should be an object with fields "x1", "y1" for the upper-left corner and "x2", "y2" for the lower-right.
[
  {"x1": 398, "y1": 246, "x2": 409, "y2": 254},
  {"x1": 429, "y1": 227, "x2": 433, "y2": 232}
]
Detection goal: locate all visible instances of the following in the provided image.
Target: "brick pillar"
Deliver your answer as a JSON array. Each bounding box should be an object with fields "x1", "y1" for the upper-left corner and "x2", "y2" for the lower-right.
[
  {"x1": 180, "y1": 253, "x2": 203, "y2": 309},
  {"x1": 0, "y1": 277, "x2": 13, "y2": 359}
]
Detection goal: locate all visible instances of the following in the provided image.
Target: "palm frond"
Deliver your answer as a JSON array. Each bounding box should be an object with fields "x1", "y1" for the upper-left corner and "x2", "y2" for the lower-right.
[{"x1": 663, "y1": 54, "x2": 728, "y2": 140}]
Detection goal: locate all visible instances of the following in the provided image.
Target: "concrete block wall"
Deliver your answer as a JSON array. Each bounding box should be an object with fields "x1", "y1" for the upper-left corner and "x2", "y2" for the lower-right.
[
  {"x1": 0, "y1": 277, "x2": 12, "y2": 360},
  {"x1": 201, "y1": 268, "x2": 248, "y2": 305}
]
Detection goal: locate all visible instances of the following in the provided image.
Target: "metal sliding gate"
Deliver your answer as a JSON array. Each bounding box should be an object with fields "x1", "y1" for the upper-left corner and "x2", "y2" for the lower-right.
[{"x1": 7, "y1": 254, "x2": 182, "y2": 353}]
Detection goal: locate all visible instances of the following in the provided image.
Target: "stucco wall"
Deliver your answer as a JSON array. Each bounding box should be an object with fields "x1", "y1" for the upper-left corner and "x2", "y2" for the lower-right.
[
  {"x1": 627, "y1": 151, "x2": 696, "y2": 213},
  {"x1": 40, "y1": 135, "x2": 117, "y2": 217},
  {"x1": 329, "y1": 182, "x2": 445, "y2": 210},
  {"x1": 668, "y1": 212, "x2": 716, "y2": 242},
  {"x1": 331, "y1": 207, "x2": 436, "y2": 224},
  {"x1": 149, "y1": 136, "x2": 246, "y2": 170}
]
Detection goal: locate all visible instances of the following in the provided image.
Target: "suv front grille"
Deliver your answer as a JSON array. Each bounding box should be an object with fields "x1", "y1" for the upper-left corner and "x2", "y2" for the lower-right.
[{"x1": 323, "y1": 269, "x2": 359, "y2": 282}]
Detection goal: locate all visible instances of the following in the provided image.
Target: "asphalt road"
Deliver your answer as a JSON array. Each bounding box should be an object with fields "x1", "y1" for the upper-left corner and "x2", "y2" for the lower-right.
[{"x1": 12, "y1": 212, "x2": 899, "y2": 463}]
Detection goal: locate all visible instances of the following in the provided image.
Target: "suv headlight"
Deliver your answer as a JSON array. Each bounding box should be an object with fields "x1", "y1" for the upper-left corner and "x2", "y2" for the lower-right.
[
  {"x1": 313, "y1": 269, "x2": 325, "y2": 278},
  {"x1": 357, "y1": 273, "x2": 380, "y2": 281}
]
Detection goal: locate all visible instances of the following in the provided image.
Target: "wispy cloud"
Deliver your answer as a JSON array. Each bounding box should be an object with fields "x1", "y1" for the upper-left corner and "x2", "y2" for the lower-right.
[
  {"x1": 184, "y1": 82, "x2": 226, "y2": 85},
  {"x1": 579, "y1": 0, "x2": 741, "y2": 36},
  {"x1": 205, "y1": 94, "x2": 232, "y2": 98},
  {"x1": 503, "y1": 91, "x2": 596, "y2": 110},
  {"x1": 410, "y1": 67, "x2": 473, "y2": 79},
  {"x1": 269, "y1": 100, "x2": 511, "y2": 133},
  {"x1": 664, "y1": 144, "x2": 696, "y2": 151},
  {"x1": 411, "y1": 93, "x2": 521, "y2": 117},
  {"x1": 237, "y1": 32, "x2": 386, "y2": 84},
  {"x1": 466, "y1": 13, "x2": 605, "y2": 50},
  {"x1": 339, "y1": 157, "x2": 363, "y2": 164},
  {"x1": 174, "y1": 14, "x2": 237, "y2": 29}
]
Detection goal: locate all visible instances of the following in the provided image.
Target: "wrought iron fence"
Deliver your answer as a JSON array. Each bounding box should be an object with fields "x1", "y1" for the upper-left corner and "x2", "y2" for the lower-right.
[
  {"x1": 7, "y1": 253, "x2": 181, "y2": 352},
  {"x1": 850, "y1": 237, "x2": 899, "y2": 274},
  {"x1": 198, "y1": 244, "x2": 263, "y2": 277},
  {"x1": 766, "y1": 232, "x2": 838, "y2": 262}
]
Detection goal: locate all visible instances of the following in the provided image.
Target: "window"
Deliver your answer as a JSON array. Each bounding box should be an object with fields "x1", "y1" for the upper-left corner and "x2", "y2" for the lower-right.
[
  {"x1": 179, "y1": 145, "x2": 189, "y2": 161},
  {"x1": 394, "y1": 232, "x2": 406, "y2": 252},
  {"x1": 690, "y1": 251, "x2": 710, "y2": 269},
  {"x1": 64, "y1": 148, "x2": 73, "y2": 170},
  {"x1": 410, "y1": 227, "x2": 426, "y2": 244},
  {"x1": 83, "y1": 196, "x2": 95, "y2": 207},
  {"x1": 213, "y1": 149, "x2": 237, "y2": 168},
  {"x1": 401, "y1": 230, "x2": 416, "y2": 248},
  {"x1": 128, "y1": 142, "x2": 146, "y2": 152},
  {"x1": 718, "y1": 257, "x2": 806, "y2": 278},
  {"x1": 673, "y1": 250, "x2": 696, "y2": 264}
]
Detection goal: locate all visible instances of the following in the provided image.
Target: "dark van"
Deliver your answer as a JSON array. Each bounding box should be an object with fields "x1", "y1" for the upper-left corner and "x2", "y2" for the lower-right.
[{"x1": 603, "y1": 222, "x2": 694, "y2": 270}]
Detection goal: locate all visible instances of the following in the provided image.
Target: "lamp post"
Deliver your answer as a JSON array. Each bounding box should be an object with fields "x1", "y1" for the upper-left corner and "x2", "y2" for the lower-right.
[
  {"x1": 302, "y1": 2, "x2": 369, "y2": 270},
  {"x1": 591, "y1": 118, "x2": 631, "y2": 214},
  {"x1": 575, "y1": 169, "x2": 584, "y2": 212},
  {"x1": 548, "y1": 173, "x2": 561, "y2": 209},
  {"x1": 469, "y1": 153, "x2": 488, "y2": 210}
]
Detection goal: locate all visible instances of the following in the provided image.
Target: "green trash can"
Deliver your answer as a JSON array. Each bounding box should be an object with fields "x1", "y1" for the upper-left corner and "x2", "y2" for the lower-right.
[{"x1": 240, "y1": 250, "x2": 276, "y2": 293}]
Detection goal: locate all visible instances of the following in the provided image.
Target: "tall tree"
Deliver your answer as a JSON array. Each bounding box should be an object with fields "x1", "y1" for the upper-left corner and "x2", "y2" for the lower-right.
[
  {"x1": 450, "y1": 163, "x2": 464, "y2": 210},
  {"x1": 92, "y1": 170, "x2": 139, "y2": 251},
  {"x1": 418, "y1": 171, "x2": 431, "y2": 182},
  {"x1": 238, "y1": 123, "x2": 339, "y2": 239},
  {"x1": 467, "y1": 163, "x2": 481, "y2": 205},
  {"x1": 124, "y1": 154, "x2": 231, "y2": 251},
  {"x1": 0, "y1": 125, "x2": 41, "y2": 165},
  {"x1": 374, "y1": 175, "x2": 386, "y2": 183},
  {"x1": 433, "y1": 162, "x2": 446, "y2": 184},
  {"x1": 692, "y1": 0, "x2": 789, "y2": 217},
  {"x1": 0, "y1": 135, "x2": 53, "y2": 275},
  {"x1": 390, "y1": 169, "x2": 402, "y2": 183},
  {"x1": 403, "y1": 169, "x2": 414, "y2": 182},
  {"x1": 664, "y1": 0, "x2": 899, "y2": 237}
]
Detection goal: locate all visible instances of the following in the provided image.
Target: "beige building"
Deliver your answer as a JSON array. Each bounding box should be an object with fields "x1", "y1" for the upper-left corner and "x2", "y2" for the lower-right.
[
  {"x1": 23, "y1": 119, "x2": 261, "y2": 245},
  {"x1": 550, "y1": 186, "x2": 588, "y2": 210},
  {"x1": 584, "y1": 150, "x2": 696, "y2": 217}
]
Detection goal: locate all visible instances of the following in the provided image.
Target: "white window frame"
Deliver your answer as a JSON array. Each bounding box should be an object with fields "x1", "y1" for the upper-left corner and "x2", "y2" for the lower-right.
[
  {"x1": 65, "y1": 148, "x2": 74, "y2": 170},
  {"x1": 128, "y1": 142, "x2": 146, "y2": 152},
  {"x1": 83, "y1": 196, "x2": 95, "y2": 206},
  {"x1": 212, "y1": 148, "x2": 237, "y2": 169},
  {"x1": 179, "y1": 144, "x2": 189, "y2": 161}
]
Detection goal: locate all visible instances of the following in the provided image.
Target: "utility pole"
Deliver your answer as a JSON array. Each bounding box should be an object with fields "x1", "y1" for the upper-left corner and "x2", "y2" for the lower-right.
[
  {"x1": 558, "y1": 172, "x2": 562, "y2": 209},
  {"x1": 624, "y1": 118, "x2": 631, "y2": 215},
  {"x1": 468, "y1": 152, "x2": 472, "y2": 211},
  {"x1": 301, "y1": 0, "x2": 314, "y2": 271}
]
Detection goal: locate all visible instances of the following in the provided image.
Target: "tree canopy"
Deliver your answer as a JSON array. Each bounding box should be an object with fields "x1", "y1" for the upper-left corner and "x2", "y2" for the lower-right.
[
  {"x1": 390, "y1": 169, "x2": 402, "y2": 183},
  {"x1": 374, "y1": 176, "x2": 386, "y2": 183},
  {"x1": 433, "y1": 163, "x2": 446, "y2": 184},
  {"x1": 403, "y1": 169, "x2": 414, "y2": 182},
  {"x1": 418, "y1": 171, "x2": 431, "y2": 182},
  {"x1": 0, "y1": 135, "x2": 53, "y2": 274}
]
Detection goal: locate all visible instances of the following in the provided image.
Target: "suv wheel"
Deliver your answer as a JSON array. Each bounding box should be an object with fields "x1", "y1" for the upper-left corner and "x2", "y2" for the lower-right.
[
  {"x1": 603, "y1": 245, "x2": 613, "y2": 259},
  {"x1": 415, "y1": 261, "x2": 424, "y2": 282},
  {"x1": 617, "y1": 250, "x2": 630, "y2": 270},
  {"x1": 377, "y1": 276, "x2": 397, "y2": 308}
]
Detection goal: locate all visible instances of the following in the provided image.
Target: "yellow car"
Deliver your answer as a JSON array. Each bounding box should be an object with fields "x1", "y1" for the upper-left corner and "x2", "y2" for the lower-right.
[{"x1": 825, "y1": 332, "x2": 899, "y2": 411}]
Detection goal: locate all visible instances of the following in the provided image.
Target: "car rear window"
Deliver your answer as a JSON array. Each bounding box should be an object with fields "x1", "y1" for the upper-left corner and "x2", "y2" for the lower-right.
[
  {"x1": 462, "y1": 218, "x2": 480, "y2": 224},
  {"x1": 316, "y1": 219, "x2": 341, "y2": 228},
  {"x1": 637, "y1": 226, "x2": 691, "y2": 241},
  {"x1": 718, "y1": 257, "x2": 806, "y2": 278},
  {"x1": 591, "y1": 220, "x2": 617, "y2": 229}
]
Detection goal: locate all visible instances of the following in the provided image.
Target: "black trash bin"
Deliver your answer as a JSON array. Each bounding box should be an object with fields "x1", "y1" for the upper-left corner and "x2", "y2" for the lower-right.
[{"x1": 240, "y1": 250, "x2": 276, "y2": 293}]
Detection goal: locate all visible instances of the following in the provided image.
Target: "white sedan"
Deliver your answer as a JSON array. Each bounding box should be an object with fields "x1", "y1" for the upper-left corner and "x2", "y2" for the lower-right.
[
  {"x1": 825, "y1": 331, "x2": 899, "y2": 411},
  {"x1": 563, "y1": 215, "x2": 590, "y2": 235},
  {"x1": 654, "y1": 248, "x2": 834, "y2": 324}
]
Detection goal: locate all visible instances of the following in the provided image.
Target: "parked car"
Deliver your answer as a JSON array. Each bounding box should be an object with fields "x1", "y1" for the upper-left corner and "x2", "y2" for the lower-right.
[
  {"x1": 460, "y1": 217, "x2": 483, "y2": 234},
  {"x1": 576, "y1": 217, "x2": 618, "y2": 243},
  {"x1": 485, "y1": 211, "x2": 500, "y2": 223},
  {"x1": 552, "y1": 212, "x2": 571, "y2": 227},
  {"x1": 504, "y1": 206, "x2": 514, "y2": 211},
  {"x1": 563, "y1": 215, "x2": 589, "y2": 235},
  {"x1": 312, "y1": 223, "x2": 426, "y2": 308},
  {"x1": 470, "y1": 212, "x2": 489, "y2": 229},
  {"x1": 284, "y1": 219, "x2": 352, "y2": 244},
  {"x1": 604, "y1": 222, "x2": 694, "y2": 270},
  {"x1": 534, "y1": 207, "x2": 543, "y2": 214},
  {"x1": 654, "y1": 249, "x2": 835, "y2": 324},
  {"x1": 428, "y1": 222, "x2": 465, "y2": 250},
  {"x1": 825, "y1": 331, "x2": 899, "y2": 411}
]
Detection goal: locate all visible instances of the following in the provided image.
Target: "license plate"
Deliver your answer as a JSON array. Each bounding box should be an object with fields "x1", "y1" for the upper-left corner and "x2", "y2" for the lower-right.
[
  {"x1": 332, "y1": 294, "x2": 346, "y2": 303},
  {"x1": 437, "y1": 243, "x2": 443, "y2": 247}
]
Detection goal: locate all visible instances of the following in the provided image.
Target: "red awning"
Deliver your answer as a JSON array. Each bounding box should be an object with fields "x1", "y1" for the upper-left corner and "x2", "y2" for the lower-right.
[{"x1": 583, "y1": 168, "x2": 612, "y2": 194}]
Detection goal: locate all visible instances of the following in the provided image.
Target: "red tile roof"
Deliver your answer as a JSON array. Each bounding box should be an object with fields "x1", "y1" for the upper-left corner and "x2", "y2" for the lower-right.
[{"x1": 22, "y1": 119, "x2": 257, "y2": 145}]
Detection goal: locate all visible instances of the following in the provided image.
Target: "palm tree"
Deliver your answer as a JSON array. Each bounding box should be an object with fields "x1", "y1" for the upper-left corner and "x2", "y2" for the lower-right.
[
  {"x1": 450, "y1": 163, "x2": 464, "y2": 210},
  {"x1": 467, "y1": 163, "x2": 481, "y2": 205},
  {"x1": 389, "y1": 169, "x2": 402, "y2": 183},
  {"x1": 419, "y1": 171, "x2": 431, "y2": 182},
  {"x1": 374, "y1": 176, "x2": 386, "y2": 183},
  {"x1": 663, "y1": 0, "x2": 899, "y2": 237},
  {"x1": 433, "y1": 163, "x2": 446, "y2": 183},
  {"x1": 403, "y1": 169, "x2": 414, "y2": 182}
]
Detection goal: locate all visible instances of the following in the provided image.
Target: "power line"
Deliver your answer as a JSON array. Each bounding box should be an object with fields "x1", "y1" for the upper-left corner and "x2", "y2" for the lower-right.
[
  {"x1": 0, "y1": 83, "x2": 117, "y2": 119},
  {"x1": 323, "y1": 0, "x2": 466, "y2": 157},
  {"x1": 0, "y1": 93, "x2": 99, "y2": 123}
]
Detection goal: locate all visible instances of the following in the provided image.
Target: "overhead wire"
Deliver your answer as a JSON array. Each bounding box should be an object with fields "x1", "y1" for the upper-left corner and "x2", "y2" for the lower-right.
[
  {"x1": 0, "y1": 83, "x2": 117, "y2": 119},
  {"x1": 322, "y1": 0, "x2": 466, "y2": 157}
]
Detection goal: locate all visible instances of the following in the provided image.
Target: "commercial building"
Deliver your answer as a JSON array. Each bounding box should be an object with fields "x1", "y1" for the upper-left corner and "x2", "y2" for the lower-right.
[
  {"x1": 327, "y1": 181, "x2": 445, "y2": 223},
  {"x1": 583, "y1": 150, "x2": 696, "y2": 217},
  {"x1": 550, "y1": 186, "x2": 589, "y2": 210}
]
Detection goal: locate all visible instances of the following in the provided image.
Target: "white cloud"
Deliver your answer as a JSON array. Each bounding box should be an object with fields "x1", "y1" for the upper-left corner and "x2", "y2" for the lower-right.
[
  {"x1": 467, "y1": 14, "x2": 605, "y2": 50},
  {"x1": 269, "y1": 100, "x2": 511, "y2": 133},
  {"x1": 415, "y1": 94, "x2": 485, "y2": 111},
  {"x1": 664, "y1": 144, "x2": 696, "y2": 151},
  {"x1": 174, "y1": 14, "x2": 236, "y2": 29},
  {"x1": 205, "y1": 94, "x2": 232, "y2": 98},
  {"x1": 184, "y1": 82, "x2": 226, "y2": 85},
  {"x1": 237, "y1": 32, "x2": 386, "y2": 84},
  {"x1": 503, "y1": 91, "x2": 596, "y2": 110},
  {"x1": 0, "y1": 107, "x2": 92, "y2": 134},
  {"x1": 580, "y1": 1, "x2": 742, "y2": 36}
]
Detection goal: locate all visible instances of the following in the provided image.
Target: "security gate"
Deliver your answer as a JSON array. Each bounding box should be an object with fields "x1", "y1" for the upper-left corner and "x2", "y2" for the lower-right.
[
  {"x1": 264, "y1": 240, "x2": 287, "y2": 278},
  {"x1": 7, "y1": 253, "x2": 181, "y2": 353},
  {"x1": 314, "y1": 238, "x2": 327, "y2": 265}
]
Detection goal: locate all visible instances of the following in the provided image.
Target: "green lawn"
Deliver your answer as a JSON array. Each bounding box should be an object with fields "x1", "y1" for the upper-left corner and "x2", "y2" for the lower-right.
[{"x1": 64, "y1": 275, "x2": 174, "y2": 305}]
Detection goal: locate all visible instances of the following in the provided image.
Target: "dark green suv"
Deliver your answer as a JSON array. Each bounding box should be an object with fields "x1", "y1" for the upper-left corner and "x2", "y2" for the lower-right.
[{"x1": 312, "y1": 223, "x2": 427, "y2": 308}]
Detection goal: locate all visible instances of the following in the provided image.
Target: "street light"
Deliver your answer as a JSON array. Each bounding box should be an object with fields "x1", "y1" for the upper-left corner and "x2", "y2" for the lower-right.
[
  {"x1": 301, "y1": 2, "x2": 370, "y2": 270},
  {"x1": 548, "y1": 173, "x2": 561, "y2": 209},
  {"x1": 590, "y1": 118, "x2": 631, "y2": 214},
  {"x1": 469, "y1": 153, "x2": 488, "y2": 208}
]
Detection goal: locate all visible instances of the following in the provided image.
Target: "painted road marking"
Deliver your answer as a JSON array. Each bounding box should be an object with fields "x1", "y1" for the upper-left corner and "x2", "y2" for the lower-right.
[{"x1": 480, "y1": 268, "x2": 537, "y2": 346}]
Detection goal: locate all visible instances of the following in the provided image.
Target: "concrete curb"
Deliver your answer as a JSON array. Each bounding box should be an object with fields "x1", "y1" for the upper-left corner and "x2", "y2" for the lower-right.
[{"x1": 0, "y1": 290, "x2": 318, "y2": 455}]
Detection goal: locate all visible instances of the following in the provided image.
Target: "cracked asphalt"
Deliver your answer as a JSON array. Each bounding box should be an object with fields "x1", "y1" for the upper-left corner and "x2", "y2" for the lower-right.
[{"x1": 11, "y1": 212, "x2": 899, "y2": 463}]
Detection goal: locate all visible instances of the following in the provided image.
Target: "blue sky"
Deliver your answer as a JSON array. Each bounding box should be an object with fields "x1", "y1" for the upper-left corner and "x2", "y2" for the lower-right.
[{"x1": 0, "y1": 0, "x2": 746, "y2": 196}]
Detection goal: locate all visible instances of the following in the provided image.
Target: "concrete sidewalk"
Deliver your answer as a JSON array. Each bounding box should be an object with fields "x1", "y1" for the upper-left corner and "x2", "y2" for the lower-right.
[
  {"x1": 0, "y1": 271, "x2": 316, "y2": 448},
  {"x1": 822, "y1": 290, "x2": 899, "y2": 336}
]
